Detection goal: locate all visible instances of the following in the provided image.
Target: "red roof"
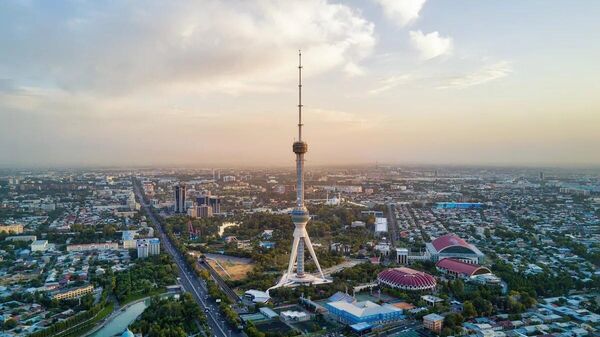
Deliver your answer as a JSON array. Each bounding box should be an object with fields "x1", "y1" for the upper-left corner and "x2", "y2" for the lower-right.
[
  {"x1": 378, "y1": 267, "x2": 436, "y2": 290},
  {"x1": 431, "y1": 233, "x2": 470, "y2": 252},
  {"x1": 435, "y1": 258, "x2": 491, "y2": 277}
]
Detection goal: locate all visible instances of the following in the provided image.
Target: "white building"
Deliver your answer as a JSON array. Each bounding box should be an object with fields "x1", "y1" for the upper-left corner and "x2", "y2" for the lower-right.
[
  {"x1": 375, "y1": 217, "x2": 388, "y2": 234},
  {"x1": 122, "y1": 230, "x2": 137, "y2": 249},
  {"x1": 244, "y1": 289, "x2": 270, "y2": 303},
  {"x1": 396, "y1": 248, "x2": 408, "y2": 265},
  {"x1": 375, "y1": 242, "x2": 391, "y2": 256},
  {"x1": 148, "y1": 238, "x2": 160, "y2": 255},
  {"x1": 137, "y1": 241, "x2": 149, "y2": 258},
  {"x1": 351, "y1": 221, "x2": 366, "y2": 228},
  {"x1": 137, "y1": 238, "x2": 160, "y2": 258},
  {"x1": 31, "y1": 240, "x2": 49, "y2": 252},
  {"x1": 281, "y1": 310, "x2": 310, "y2": 322}
]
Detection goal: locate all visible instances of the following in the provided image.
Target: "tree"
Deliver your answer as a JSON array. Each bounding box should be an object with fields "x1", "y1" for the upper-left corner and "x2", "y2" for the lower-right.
[
  {"x1": 463, "y1": 301, "x2": 477, "y2": 318},
  {"x1": 103, "y1": 224, "x2": 116, "y2": 237},
  {"x1": 3, "y1": 318, "x2": 17, "y2": 330},
  {"x1": 81, "y1": 293, "x2": 95, "y2": 310}
]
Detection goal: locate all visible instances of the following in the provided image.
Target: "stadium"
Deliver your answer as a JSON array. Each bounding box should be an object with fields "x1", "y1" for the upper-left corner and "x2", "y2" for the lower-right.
[
  {"x1": 426, "y1": 233, "x2": 485, "y2": 264},
  {"x1": 377, "y1": 267, "x2": 437, "y2": 291}
]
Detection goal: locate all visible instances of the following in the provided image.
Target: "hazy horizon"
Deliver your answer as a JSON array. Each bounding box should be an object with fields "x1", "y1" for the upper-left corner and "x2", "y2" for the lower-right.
[{"x1": 1, "y1": 0, "x2": 599, "y2": 168}]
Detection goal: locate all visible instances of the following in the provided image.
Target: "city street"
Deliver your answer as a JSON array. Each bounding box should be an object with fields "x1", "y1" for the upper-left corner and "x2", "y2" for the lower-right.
[{"x1": 133, "y1": 182, "x2": 242, "y2": 337}]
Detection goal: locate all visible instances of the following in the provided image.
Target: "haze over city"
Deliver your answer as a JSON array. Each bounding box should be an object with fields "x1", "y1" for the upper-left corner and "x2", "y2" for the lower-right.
[
  {"x1": 1, "y1": 2, "x2": 600, "y2": 337},
  {"x1": 1, "y1": 0, "x2": 600, "y2": 167}
]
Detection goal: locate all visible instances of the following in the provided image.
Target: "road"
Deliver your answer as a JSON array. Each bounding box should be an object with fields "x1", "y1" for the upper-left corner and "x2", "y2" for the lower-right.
[
  {"x1": 133, "y1": 181, "x2": 242, "y2": 337},
  {"x1": 322, "y1": 258, "x2": 367, "y2": 276},
  {"x1": 365, "y1": 321, "x2": 422, "y2": 337},
  {"x1": 387, "y1": 203, "x2": 400, "y2": 248},
  {"x1": 198, "y1": 259, "x2": 241, "y2": 304}
]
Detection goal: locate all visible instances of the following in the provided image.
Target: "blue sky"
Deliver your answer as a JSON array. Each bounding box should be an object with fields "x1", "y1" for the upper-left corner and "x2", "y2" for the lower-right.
[{"x1": 1, "y1": 0, "x2": 599, "y2": 167}]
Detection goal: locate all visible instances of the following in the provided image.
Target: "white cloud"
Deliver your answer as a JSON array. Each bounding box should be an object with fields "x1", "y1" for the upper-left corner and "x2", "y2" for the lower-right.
[
  {"x1": 369, "y1": 74, "x2": 412, "y2": 94},
  {"x1": 409, "y1": 30, "x2": 453, "y2": 60},
  {"x1": 344, "y1": 62, "x2": 366, "y2": 77},
  {"x1": 374, "y1": 0, "x2": 427, "y2": 27},
  {"x1": 438, "y1": 61, "x2": 512, "y2": 89},
  {"x1": 0, "y1": 0, "x2": 375, "y2": 95}
]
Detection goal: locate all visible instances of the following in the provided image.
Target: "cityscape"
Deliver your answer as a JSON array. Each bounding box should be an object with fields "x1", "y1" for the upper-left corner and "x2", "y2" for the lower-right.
[{"x1": 1, "y1": 1, "x2": 599, "y2": 337}]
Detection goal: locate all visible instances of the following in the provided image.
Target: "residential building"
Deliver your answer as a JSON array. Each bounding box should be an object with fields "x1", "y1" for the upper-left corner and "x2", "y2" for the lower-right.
[
  {"x1": 31, "y1": 240, "x2": 49, "y2": 252},
  {"x1": 67, "y1": 243, "x2": 119, "y2": 252},
  {"x1": 423, "y1": 313, "x2": 444, "y2": 333},
  {"x1": 0, "y1": 224, "x2": 23, "y2": 234},
  {"x1": 52, "y1": 285, "x2": 94, "y2": 300},
  {"x1": 137, "y1": 240, "x2": 149, "y2": 258}
]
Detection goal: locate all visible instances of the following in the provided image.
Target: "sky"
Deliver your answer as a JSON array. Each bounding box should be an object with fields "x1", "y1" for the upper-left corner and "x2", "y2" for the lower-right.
[{"x1": 1, "y1": 0, "x2": 599, "y2": 168}]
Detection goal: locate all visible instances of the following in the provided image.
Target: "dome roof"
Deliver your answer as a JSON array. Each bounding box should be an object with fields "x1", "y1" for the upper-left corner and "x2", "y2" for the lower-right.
[
  {"x1": 377, "y1": 267, "x2": 436, "y2": 290},
  {"x1": 431, "y1": 233, "x2": 470, "y2": 252},
  {"x1": 436, "y1": 258, "x2": 491, "y2": 277},
  {"x1": 121, "y1": 329, "x2": 135, "y2": 337}
]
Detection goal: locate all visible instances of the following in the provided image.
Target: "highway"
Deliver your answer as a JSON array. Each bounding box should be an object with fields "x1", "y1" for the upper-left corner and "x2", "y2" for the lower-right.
[
  {"x1": 133, "y1": 182, "x2": 242, "y2": 337},
  {"x1": 387, "y1": 203, "x2": 400, "y2": 248}
]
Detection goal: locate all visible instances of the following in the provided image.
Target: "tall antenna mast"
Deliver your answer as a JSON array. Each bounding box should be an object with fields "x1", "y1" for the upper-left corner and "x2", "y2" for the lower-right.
[{"x1": 298, "y1": 50, "x2": 303, "y2": 141}]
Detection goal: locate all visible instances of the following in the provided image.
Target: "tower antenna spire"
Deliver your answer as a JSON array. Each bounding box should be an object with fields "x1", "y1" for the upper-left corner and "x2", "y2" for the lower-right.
[{"x1": 298, "y1": 50, "x2": 303, "y2": 141}]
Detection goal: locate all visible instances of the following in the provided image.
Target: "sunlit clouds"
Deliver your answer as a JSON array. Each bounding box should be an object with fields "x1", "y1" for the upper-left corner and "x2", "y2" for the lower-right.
[{"x1": 1, "y1": 0, "x2": 599, "y2": 167}]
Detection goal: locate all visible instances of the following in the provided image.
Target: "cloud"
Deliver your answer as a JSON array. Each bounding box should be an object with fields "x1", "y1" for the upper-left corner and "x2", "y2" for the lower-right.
[
  {"x1": 369, "y1": 74, "x2": 412, "y2": 94},
  {"x1": 438, "y1": 61, "x2": 512, "y2": 89},
  {"x1": 0, "y1": 0, "x2": 375, "y2": 95},
  {"x1": 374, "y1": 0, "x2": 426, "y2": 27},
  {"x1": 344, "y1": 62, "x2": 366, "y2": 77},
  {"x1": 409, "y1": 30, "x2": 453, "y2": 60}
]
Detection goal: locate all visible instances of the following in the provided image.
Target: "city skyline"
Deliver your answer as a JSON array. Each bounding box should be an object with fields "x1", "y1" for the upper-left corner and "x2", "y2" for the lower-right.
[{"x1": 1, "y1": 0, "x2": 600, "y2": 168}]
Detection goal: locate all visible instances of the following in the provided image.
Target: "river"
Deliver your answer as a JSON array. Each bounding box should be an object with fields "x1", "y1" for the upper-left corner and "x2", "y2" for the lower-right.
[{"x1": 88, "y1": 299, "x2": 149, "y2": 337}]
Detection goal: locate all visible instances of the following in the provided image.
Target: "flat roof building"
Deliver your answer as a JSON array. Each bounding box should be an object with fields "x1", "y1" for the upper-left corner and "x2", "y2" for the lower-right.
[
  {"x1": 423, "y1": 313, "x2": 444, "y2": 333},
  {"x1": 326, "y1": 300, "x2": 404, "y2": 325},
  {"x1": 31, "y1": 240, "x2": 49, "y2": 252},
  {"x1": 52, "y1": 285, "x2": 94, "y2": 301},
  {"x1": 67, "y1": 242, "x2": 119, "y2": 252},
  {"x1": 0, "y1": 224, "x2": 23, "y2": 234}
]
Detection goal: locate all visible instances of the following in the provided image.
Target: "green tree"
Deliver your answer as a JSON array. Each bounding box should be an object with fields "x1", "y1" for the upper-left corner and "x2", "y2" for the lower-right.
[
  {"x1": 3, "y1": 318, "x2": 17, "y2": 330},
  {"x1": 463, "y1": 301, "x2": 477, "y2": 318}
]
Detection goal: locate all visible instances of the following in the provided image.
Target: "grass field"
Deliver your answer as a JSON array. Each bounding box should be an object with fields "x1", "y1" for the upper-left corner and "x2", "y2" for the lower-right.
[{"x1": 207, "y1": 258, "x2": 254, "y2": 280}]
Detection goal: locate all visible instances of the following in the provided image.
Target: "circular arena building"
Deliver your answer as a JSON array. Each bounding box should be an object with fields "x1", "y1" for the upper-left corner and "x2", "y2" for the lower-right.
[{"x1": 377, "y1": 267, "x2": 437, "y2": 291}]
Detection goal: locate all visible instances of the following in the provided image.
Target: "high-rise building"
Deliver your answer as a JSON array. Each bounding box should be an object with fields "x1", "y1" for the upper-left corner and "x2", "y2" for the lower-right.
[
  {"x1": 196, "y1": 193, "x2": 221, "y2": 214},
  {"x1": 148, "y1": 238, "x2": 160, "y2": 256},
  {"x1": 187, "y1": 206, "x2": 198, "y2": 218},
  {"x1": 396, "y1": 248, "x2": 408, "y2": 265},
  {"x1": 137, "y1": 238, "x2": 160, "y2": 258},
  {"x1": 137, "y1": 240, "x2": 149, "y2": 258},
  {"x1": 271, "y1": 51, "x2": 331, "y2": 290},
  {"x1": 174, "y1": 183, "x2": 186, "y2": 213},
  {"x1": 197, "y1": 205, "x2": 213, "y2": 218}
]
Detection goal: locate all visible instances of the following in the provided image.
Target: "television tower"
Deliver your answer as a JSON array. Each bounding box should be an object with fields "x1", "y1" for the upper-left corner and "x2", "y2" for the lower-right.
[{"x1": 271, "y1": 51, "x2": 331, "y2": 289}]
